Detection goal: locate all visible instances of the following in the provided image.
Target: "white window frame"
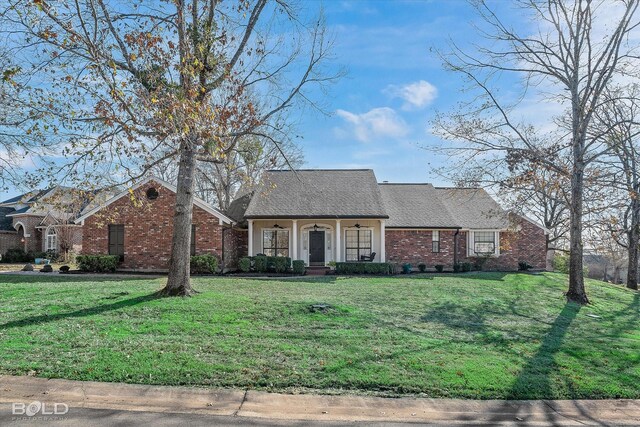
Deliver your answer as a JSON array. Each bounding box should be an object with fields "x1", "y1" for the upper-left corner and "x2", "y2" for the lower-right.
[
  {"x1": 344, "y1": 227, "x2": 374, "y2": 262},
  {"x1": 432, "y1": 230, "x2": 440, "y2": 253},
  {"x1": 468, "y1": 230, "x2": 500, "y2": 257},
  {"x1": 45, "y1": 227, "x2": 57, "y2": 252},
  {"x1": 261, "y1": 228, "x2": 291, "y2": 257}
]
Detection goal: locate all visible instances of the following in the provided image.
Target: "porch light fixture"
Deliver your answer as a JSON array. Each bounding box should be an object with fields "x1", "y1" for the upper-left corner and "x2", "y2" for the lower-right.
[
  {"x1": 354, "y1": 223, "x2": 361, "y2": 229},
  {"x1": 273, "y1": 223, "x2": 282, "y2": 229},
  {"x1": 313, "y1": 224, "x2": 318, "y2": 231}
]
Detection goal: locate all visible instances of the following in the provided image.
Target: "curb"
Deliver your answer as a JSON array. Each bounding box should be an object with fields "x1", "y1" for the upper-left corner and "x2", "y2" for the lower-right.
[{"x1": 1, "y1": 376, "x2": 639, "y2": 425}]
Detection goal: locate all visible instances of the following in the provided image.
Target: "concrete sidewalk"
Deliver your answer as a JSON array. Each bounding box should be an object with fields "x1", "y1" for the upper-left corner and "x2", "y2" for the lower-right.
[{"x1": 1, "y1": 375, "x2": 639, "y2": 425}]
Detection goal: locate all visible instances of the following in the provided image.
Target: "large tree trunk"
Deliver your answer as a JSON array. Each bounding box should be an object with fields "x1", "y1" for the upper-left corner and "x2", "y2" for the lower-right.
[
  {"x1": 567, "y1": 160, "x2": 590, "y2": 304},
  {"x1": 162, "y1": 141, "x2": 197, "y2": 296},
  {"x1": 626, "y1": 211, "x2": 639, "y2": 290}
]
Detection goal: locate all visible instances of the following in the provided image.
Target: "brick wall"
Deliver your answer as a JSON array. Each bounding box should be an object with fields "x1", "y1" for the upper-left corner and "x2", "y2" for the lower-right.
[
  {"x1": 12, "y1": 215, "x2": 43, "y2": 252},
  {"x1": 385, "y1": 229, "x2": 458, "y2": 266},
  {"x1": 223, "y1": 228, "x2": 248, "y2": 270},
  {"x1": 385, "y1": 214, "x2": 547, "y2": 271},
  {"x1": 0, "y1": 231, "x2": 20, "y2": 255},
  {"x1": 82, "y1": 180, "x2": 225, "y2": 270}
]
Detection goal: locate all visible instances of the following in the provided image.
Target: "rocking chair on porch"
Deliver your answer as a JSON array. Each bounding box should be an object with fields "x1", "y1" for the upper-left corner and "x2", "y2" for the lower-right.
[{"x1": 360, "y1": 252, "x2": 376, "y2": 262}]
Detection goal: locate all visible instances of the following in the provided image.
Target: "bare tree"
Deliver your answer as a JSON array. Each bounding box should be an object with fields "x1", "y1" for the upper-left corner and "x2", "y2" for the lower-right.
[
  {"x1": 150, "y1": 134, "x2": 303, "y2": 210},
  {"x1": 433, "y1": 0, "x2": 640, "y2": 304},
  {"x1": 592, "y1": 86, "x2": 640, "y2": 289},
  {"x1": 1, "y1": 0, "x2": 340, "y2": 295}
]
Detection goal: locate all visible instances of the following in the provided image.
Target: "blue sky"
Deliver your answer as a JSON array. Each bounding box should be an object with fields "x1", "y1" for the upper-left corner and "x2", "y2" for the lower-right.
[
  {"x1": 1, "y1": 0, "x2": 496, "y2": 200},
  {"x1": 296, "y1": 0, "x2": 479, "y2": 184}
]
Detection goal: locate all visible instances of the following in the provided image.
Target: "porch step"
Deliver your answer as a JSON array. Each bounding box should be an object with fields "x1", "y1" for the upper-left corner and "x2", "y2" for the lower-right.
[{"x1": 306, "y1": 266, "x2": 330, "y2": 276}]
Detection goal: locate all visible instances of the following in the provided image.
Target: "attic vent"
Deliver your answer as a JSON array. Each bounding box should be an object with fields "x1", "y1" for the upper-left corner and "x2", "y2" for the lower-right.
[{"x1": 146, "y1": 187, "x2": 159, "y2": 200}]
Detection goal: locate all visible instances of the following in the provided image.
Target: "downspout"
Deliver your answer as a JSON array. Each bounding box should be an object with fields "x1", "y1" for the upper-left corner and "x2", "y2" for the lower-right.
[
  {"x1": 221, "y1": 226, "x2": 226, "y2": 273},
  {"x1": 454, "y1": 228, "x2": 460, "y2": 267}
]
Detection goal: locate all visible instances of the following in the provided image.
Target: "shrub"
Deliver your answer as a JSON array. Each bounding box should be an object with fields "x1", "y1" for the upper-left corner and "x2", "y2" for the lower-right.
[
  {"x1": 453, "y1": 263, "x2": 461, "y2": 273},
  {"x1": 388, "y1": 263, "x2": 400, "y2": 275},
  {"x1": 254, "y1": 256, "x2": 268, "y2": 273},
  {"x1": 292, "y1": 260, "x2": 305, "y2": 275},
  {"x1": 435, "y1": 264, "x2": 444, "y2": 272},
  {"x1": 76, "y1": 254, "x2": 119, "y2": 272},
  {"x1": 1, "y1": 249, "x2": 32, "y2": 263},
  {"x1": 335, "y1": 262, "x2": 392, "y2": 275},
  {"x1": 190, "y1": 254, "x2": 218, "y2": 274},
  {"x1": 418, "y1": 263, "x2": 427, "y2": 272},
  {"x1": 461, "y1": 262, "x2": 473, "y2": 272},
  {"x1": 553, "y1": 253, "x2": 588, "y2": 276},
  {"x1": 402, "y1": 263, "x2": 412, "y2": 274},
  {"x1": 553, "y1": 253, "x2": 569, "y2": 274},
  {"x1": 273, "y1": 256, "x2": 288, "y2": 273},
  {"x1": 518, "y1": 261, "x2": 533, "y2": 271},
  {"x1": 59, "y1": 265, "x2": 70, "y2": 273},
  {"x1": 239, "y1": 257, "x2": 251, "y2": 272},
  {"x1": 473, "y1": 256, "x2": 491, "y2": 271}
]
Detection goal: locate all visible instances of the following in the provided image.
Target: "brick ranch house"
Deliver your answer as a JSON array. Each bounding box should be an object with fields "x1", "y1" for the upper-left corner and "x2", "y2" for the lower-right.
[
  {"x1": 231, "y1": 169, "x2": 548, "y2": 270},
  {"x1": 3, "y1": 169, "x2": 547, "y2": 271},
  {"x1": 74, "y1": 177, "x2": 245, "y2": 271}
]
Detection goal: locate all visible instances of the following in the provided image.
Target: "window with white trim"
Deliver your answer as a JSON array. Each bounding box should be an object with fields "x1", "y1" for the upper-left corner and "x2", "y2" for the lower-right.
[
  {"x1": 263, "y1": 229, "x2": 289, "y2": 257},
  {"x1": 345, "y1": 229, "x2": 372, "y2": 261},
  {"x1": 471, "y1": 231, "x2": 498, "y2": 256},
  {"x1": 432, "y1": 230, "x2": 440, "y2": 253},
  {"x1": 45, "y1": 228, "x2": 57, "y2": 252}
]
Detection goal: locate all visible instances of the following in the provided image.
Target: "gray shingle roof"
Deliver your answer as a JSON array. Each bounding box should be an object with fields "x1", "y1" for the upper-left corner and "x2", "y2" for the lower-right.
[
  {"x1": 244, "y1": 170, "x2": 388, "y2": 219},
  {"x1": 0, "y1": 193, "x2": 25, "y2": 205},
  {"x1": 0, "y1": 207, "x2": 15, "y2": 231},
  {"x1": 226, "y1": 193, "x2": 253, "y2": 226},
  {"x1": 434, "y1": 187, "x2": 510, "y2": 229},
  {"x1": 379, "y1": 184, "x2": 460, "y2": 228}
]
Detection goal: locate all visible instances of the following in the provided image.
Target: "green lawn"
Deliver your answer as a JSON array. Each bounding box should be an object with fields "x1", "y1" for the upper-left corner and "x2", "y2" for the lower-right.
[{"x1": 0, "y1": 272, "x2": 638, "y2": 399}]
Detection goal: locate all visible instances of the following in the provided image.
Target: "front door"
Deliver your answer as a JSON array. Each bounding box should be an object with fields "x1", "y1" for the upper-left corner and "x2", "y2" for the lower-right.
[{"x1": 309, "y1": 230, "x2": 325, "y2": 266}]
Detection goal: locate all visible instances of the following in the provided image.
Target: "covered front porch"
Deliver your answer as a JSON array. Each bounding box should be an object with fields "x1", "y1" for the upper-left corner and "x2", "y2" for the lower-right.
[{"x1": 247, "y1": 219, "x2": 386, "y2": 266}]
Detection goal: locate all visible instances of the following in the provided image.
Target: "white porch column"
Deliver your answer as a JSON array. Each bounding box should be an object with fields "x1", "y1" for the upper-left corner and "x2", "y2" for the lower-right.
[
  {"x1": 335, "y1": 219, "x2": 341, "y2": 262},
  {"x1": 380, "y1": 219, "x2": 386, "y2": 262},
  {"x1": 292, "y1": 220, "x2": 298, "y2": 260},
  {"x1": 248, "y1": 220, "x2": 254, "y2": 256}
]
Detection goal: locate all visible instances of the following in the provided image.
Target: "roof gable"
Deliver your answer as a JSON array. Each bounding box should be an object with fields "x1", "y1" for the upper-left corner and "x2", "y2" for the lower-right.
[
  {"x1": 244, "y1": 169, "x2": 388, "y2": 219},
  {"x1": 74, "y1": 176, "x2": 234, "y2": 225}
]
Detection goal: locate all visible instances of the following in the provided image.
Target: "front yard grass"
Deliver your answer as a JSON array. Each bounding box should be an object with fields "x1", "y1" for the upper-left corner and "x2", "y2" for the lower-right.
[{"x1": 0, "y1": 272, "x2": 638, "y2": 399}]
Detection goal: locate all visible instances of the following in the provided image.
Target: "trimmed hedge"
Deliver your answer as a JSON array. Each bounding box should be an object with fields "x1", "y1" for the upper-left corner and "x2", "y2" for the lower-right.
[
  {"x1": 190, "y1": 254, "x2": 218, "y2": 274},
  {"x1": 76, "y1": 254, "x2": 119, "y2": 272},
  {"x1": 254, "y1": 256, "x2": 268, "y2": 273},
  {"x1": 273, "y1": 257, "x2": 288, "y2": 273},
  {"x1": 239, "y1": 257, "x2": 251, "y2": 272},
  {"x1": 292, "y1": 260, "x2": 305, "y2": 275},
  {"x1": 435, "y1": 264, "x2": 444, "y2": 272},
  {"x1": 418, "y1": 263, "x2": 427, "y2": 272},
  {"x1": 253, "y1": 255, "x2": 291, "y2": 273},
  {"x1": 335, "y1": 262, "x2": 392, "y2": 275}
]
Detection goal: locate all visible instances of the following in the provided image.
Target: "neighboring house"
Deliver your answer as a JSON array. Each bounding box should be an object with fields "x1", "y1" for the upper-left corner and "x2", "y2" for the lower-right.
[
  {"x1": 73, "y1": 169, "x2": 547, "y2": 272},
  {"x1": 0, "y1": 187, "x2": 84, "y2": 256},
  {"x1": 75, "y1": 177, "x2": 244, "y2": 271}
]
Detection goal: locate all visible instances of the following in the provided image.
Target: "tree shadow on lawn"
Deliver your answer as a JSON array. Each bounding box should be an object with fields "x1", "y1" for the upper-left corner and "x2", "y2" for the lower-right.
[{"x1": 0, "y1": 293, "x2": 160, "y2": 330}]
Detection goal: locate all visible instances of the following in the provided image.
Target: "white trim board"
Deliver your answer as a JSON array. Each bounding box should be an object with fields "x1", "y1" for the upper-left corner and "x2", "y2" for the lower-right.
[{"x1": 74, "y1": 176, "x2": 234, "y2": 225}]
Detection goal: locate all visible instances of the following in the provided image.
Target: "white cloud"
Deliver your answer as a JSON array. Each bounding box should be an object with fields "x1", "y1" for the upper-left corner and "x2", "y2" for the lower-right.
[
  {"x1": 335, "y1": 107, "x2": 409, "y2": 142},
  {"x1": 384, "y1": 80, "x2": 438, "y2": 110}
]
